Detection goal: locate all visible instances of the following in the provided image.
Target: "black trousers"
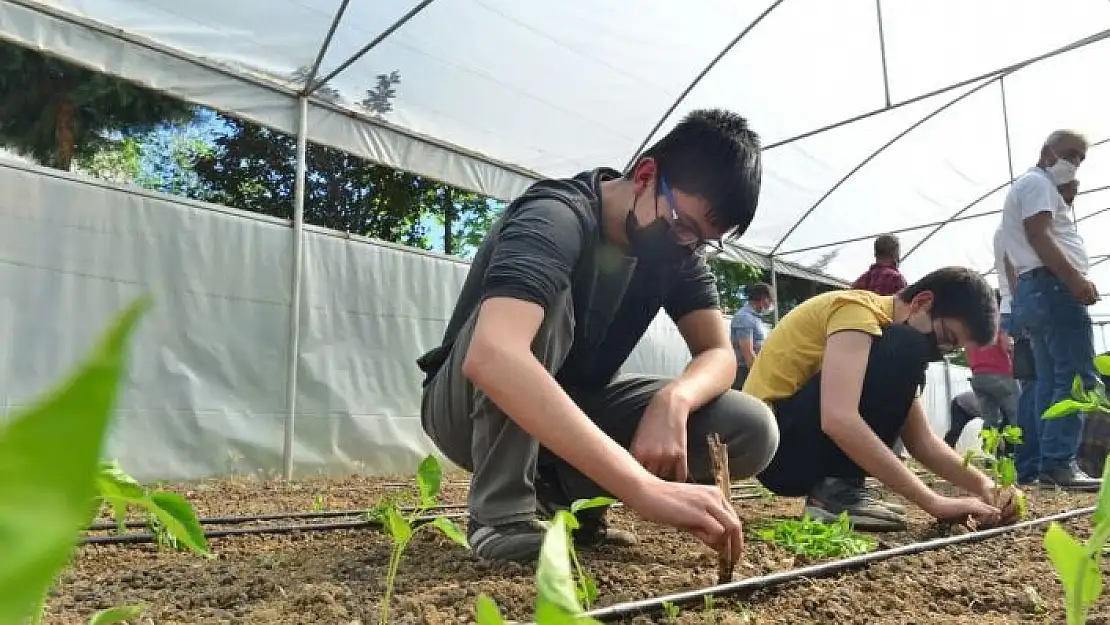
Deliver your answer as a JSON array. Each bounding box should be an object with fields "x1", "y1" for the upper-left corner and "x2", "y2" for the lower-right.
[
  {"x1": 945, "y1": 398, "x2": 978, "y2": 448},
  {"x1": 756, "y1": 324, "x2": 932, "y2": 497}
]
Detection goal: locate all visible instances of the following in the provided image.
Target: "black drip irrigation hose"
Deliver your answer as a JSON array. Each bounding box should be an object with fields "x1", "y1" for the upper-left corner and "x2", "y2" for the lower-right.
[
  {"x1": 580, "y1": 505, "x2": 1096, "y2": 622},
  {"x1": 81, "y1": 511, "x2": 470, "y2": 545},
  {"x1": 86, "y1": 484, "x2": 768, "y2": 532},
  {"x1": 81, "y1": 489, "x2": 768, "y2": 545}
]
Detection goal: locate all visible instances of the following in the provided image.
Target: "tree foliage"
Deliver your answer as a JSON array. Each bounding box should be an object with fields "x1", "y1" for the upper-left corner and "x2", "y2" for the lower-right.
[
  {"x1": 0, "y1": 42, "x2": 194, "y2": 170},
  {"x1": 189, "y1": 114, "x2": 499, "y2": 255},
  {"x1": 708, "y1": 258, "x2": 765, "y2": 312}
]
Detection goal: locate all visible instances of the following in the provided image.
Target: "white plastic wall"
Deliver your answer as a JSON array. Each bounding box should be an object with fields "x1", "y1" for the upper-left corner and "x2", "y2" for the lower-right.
[{"x1": 0, "y1": 159, "x2": 971, "y2": 481}]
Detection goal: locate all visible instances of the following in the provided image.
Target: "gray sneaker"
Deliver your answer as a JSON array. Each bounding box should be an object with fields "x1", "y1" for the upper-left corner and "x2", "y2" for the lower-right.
[
  {"x1": 803, "y1": 477, "x2": 908, "y2": 532},
  {"x1": 534, "y1": 466, "x2": 638, "y2": 548},
  {"x1": 467, "y1": 518, "x2": 548, "y2": 563}
]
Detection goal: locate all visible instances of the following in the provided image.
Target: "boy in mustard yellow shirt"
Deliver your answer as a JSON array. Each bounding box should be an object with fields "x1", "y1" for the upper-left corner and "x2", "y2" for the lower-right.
[{"x1": 746, "y1": 267, "x2": 1023, "y2": 531}]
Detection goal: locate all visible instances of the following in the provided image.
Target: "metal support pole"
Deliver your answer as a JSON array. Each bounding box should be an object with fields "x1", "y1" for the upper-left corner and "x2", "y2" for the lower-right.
[
  {"x1": 999, "y1": 77, "x2": 1015, "y2": 183},
  {"x1": 282, "y1": 97, "x2": 309, "y2": 481},
  {"x1": 769, "y1": 256, "x2": 780, "y2": 325},
  {"x1": 874, "y1": 0, "x2": 891, "y2": 108}
]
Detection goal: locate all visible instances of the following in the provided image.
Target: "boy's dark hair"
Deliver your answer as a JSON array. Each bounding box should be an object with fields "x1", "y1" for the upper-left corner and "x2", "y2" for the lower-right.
[
  {"x1": 745, "y1": 282, "x2": 772, "y2": 301},
  {"x1": 898, "y1": 267, "x2": 997, "y2": 345},
  {"x1": 874, "y1": 234, "x2": 900, "y2": 259},
  {"x1": 633, "y1": 108, "x2": 762, "y2": 239}
]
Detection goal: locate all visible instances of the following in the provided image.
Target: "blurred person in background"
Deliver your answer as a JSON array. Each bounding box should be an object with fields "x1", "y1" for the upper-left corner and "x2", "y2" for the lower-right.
[
  {"x1": 965, "y1": 290, "x2": 1019, "y2": 433},
  {"x1": 853, "y1": 234, "x2": 908, "y2": 296},
  {"x1": 1002, "y1": 129, "x2": 1101, "y2": 491},
  {"x1": 945, "y1": 390, "x2": 984, "y2": 449},
  {"x1": 730, "y1": 282, "x2": 775, "y2": 391}
]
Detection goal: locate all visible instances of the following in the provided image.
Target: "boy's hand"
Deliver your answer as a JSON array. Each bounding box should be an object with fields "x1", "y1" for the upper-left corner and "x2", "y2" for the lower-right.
[
  {"x1": 923, "y1": 493, "x2": 1000, "y2": 524},
  {"x1": 631, "y1": 389, "x2": 690, "y2": 482},
  {"x1": 624, "y1": 478, "x2": 743, "y2": 562}
]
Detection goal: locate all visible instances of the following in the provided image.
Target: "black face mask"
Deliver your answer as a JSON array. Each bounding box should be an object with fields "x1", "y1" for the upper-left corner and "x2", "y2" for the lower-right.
[
  {"x1": 904, "y1": 319, "x2": 946, "y2": 362},
  {"x1": 625, "y1": 211, "x2": 692, "y2": 267}
]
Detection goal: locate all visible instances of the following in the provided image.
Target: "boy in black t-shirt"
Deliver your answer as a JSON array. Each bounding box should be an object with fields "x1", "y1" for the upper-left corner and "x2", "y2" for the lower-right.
[{"x1": 417, "y1": 110, "x2": 779, "y2": 563}]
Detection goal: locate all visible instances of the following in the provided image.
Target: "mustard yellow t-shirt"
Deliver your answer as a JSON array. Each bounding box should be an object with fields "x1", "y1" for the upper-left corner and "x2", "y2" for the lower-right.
[{"x1": 743, "y1": 290, "x2": 896, "y2": 403}]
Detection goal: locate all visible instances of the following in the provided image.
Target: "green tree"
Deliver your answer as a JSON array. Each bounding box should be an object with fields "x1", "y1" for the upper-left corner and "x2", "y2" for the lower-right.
[
  {"x1": 708, "y1": 258, "x2": 764, "y2": 312},
  {"x1": 0, "y1": 42, "x2": 194, "y2": 170},
  {"x1": 189, "y1": 115, "x2": 498, "y2": 252}
]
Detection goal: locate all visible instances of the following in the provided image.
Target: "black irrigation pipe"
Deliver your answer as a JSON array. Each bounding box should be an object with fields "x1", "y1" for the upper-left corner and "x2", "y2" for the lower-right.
[
  {"x1": 581, "y1": 505, "x2": 1097, "y2": 622},
  {"x1": 86, "y1": 484, "x2": 770, "y2": 532},
  {"x1": 81, "y1": 512, "x2": 470, "y2": 545},
  {"x1": 81, "y1": 488, "x2": 772, "y2": 544}
]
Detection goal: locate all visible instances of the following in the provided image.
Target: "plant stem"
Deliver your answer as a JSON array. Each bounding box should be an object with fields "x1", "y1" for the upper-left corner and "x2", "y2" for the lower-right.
[
  {"x1": 1070, "y1": 520, "x2": 1110, "y2": 625},
  {"x1": 380, "y1": 538, "x2": 409, "y2": 625}
]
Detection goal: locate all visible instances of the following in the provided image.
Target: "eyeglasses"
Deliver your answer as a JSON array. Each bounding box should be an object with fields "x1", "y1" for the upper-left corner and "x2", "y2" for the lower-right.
[{"x1": 658, "y1": 177, "x2": 724, "y2": 254}]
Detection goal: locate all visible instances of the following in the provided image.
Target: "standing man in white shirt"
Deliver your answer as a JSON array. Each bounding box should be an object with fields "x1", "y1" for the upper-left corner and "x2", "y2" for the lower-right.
[{"x1": 1001, "y1": 130, "x2": 1101, "y2": 491}]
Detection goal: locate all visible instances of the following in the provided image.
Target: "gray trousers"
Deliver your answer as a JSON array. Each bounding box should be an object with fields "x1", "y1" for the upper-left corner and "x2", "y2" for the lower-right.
[
  {"x1": 969, "y1": 373, "x2": 1020, "y2": 429},
  {"x1": 420, "y1": 291, "x2": 780, "y2": 527}
]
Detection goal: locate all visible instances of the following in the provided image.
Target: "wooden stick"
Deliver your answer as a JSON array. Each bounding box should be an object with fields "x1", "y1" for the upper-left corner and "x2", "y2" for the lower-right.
[{"x1": 708, "y1": 433, "x2": 736, "y2": 583}]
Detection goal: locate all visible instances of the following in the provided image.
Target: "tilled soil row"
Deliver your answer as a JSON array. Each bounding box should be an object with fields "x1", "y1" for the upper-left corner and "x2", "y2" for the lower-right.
[{"x1": 49, "y1": 473, "x2": 1103, "y2": 624}]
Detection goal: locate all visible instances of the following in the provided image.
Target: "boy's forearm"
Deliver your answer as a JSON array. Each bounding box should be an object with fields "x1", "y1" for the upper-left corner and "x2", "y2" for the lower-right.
[{"x1": 664, "y1": 346, "x2": 736, "y2": 413}]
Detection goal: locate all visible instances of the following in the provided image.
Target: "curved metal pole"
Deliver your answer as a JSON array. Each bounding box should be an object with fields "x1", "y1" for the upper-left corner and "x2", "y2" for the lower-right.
[
  {"x1": 776, "y1": 205, "x2": 1005, "y2": 257},
  {"x1": 623, "y1": 0, "x2": 787, "y2": 171},
  {"x1": 309, "y1": 0, "x2": 438, "y2": 93},
  {"x1": 874, "y1": 0, "x2": 891, "y2": 108},
  {"x1": 901, "y1": 138, "x2": 1110, "y2": 264},
  {"x1": 301, "y1": 0, "x2": 351, "y2": 91},
  {"x1": 999, "y1": 77, "x2": 1015, "y2": 183},
  {"x1": 768, "y1": 75, "x2": 1004, "y2": 256},
  {"x1": 764, "y1": 27, "x2": 1110, "y2": 151}
]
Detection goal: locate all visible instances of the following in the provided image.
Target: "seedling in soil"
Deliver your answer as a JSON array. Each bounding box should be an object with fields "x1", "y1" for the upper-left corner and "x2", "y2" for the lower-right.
[
  {"x1": 661, "y1": 599, "x2": 680, "y2": 620},
  {"x1": 1043, "y1": 455, "x2": 1110, "y2": 625},
  {"x1": 96, "y1": 459, "x2": 211, "y2": 556},
  {"x1": 0, "y1": 298, "x2": 204, "y2": 625},
  {"x1": 475, "y1": 508, "x2": 605, "y2": 624},
  {"x1": 1041, "y1": 355, "x2": 1110, "y2": 421},
  {"x1": 751, "y1": 512, "x2": 877, "y2": 559},
  {"x1": 1041, "y1": 356, "x2": 1110, "y2": 625},
  {"x1": 311, "y1": 493, "x2": 326, "y2": 511},
  {"x1": 960, "y1": 424, "x2": 1028, "y2": 525},
  {"x1": 376, "y1": 454, "x2": 469, "y2": 625}
]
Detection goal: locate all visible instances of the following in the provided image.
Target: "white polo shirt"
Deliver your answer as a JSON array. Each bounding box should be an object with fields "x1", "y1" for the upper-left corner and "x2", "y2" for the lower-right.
[
  {"x1": 991, "y1": 226, "x2": 1011, "y2": 314},
  {"x1": 998, "y1": 166, "x2": 1088, "y2": 276}
]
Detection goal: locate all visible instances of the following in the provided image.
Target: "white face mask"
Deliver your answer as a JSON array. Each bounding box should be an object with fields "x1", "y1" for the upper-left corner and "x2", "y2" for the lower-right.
[
  {"x1": 762, "y1": 303, "x2": 775, "y2": 315},
  {"x1": 1047, "y1": 152, "x2": 1079, "y2": 185}
]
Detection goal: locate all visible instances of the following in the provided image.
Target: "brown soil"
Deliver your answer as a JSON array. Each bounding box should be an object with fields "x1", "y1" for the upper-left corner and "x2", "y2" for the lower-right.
[{"x1": 46, "y1": 472, "x2": 1108, "y2": 624}]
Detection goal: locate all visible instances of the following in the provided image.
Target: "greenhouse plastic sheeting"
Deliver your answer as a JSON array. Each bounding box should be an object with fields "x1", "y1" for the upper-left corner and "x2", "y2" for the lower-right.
[
  {"x1": 5, "y1": 0, "x2": 1110, "y2": 291},
  {"x1": 0, "y1": 158, "x2": 982, "y2": 480}
]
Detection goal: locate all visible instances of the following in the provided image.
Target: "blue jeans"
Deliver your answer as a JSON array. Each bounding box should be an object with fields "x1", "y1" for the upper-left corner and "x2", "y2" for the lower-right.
[{"x1": 1011, "y1": 269, "x2": 1097, "y2": 477}]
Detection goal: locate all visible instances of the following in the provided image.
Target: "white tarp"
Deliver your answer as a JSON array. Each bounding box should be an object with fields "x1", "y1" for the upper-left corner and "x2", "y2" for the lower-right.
[
  {"x1": 3, "y1": 0, "x2": 1110, "y2": 293},
  {"x1": 0, "y1": 158, "x2": 969, "y2": 480}
]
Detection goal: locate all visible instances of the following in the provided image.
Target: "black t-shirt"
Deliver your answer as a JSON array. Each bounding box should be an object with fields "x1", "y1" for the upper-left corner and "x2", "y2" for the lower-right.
[{"x1": 416, "y1": 167, "x2": 720, "y2": 391}]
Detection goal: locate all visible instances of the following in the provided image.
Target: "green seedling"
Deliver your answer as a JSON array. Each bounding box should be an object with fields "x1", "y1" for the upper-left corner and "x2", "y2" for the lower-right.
[
  {"x1": 475, "y1": 509, "x2": 604, "y2": 624},
  {"x1": 1041, "y1": 355, "x2": 1110, "y2": 625},
  {"x1": 87, "y1": 604, "x2": 145, "y2": 624},
  {"x1": 563, "y1": 496, "x2": 617, "y2": 608},
  {"x1": 751, "y1": 512, "x2": 876, "y2": 559},
  {"x1": 311, "y1": 493, "x2": 326, "y2": 511},
  {"x1": 96, "y1": 459, "x2": 210, "y2": 556},
  {"x1": 1042, "y1": 355, "x2": 1110, "y2": 420},
  {"x1": 377, "y1": 454, "x2": 469, "y2": 625},
  {"x1": 0, "y1": 297, "x2": 155, "y2": 624},
  {"x1": 661, "y1": 599, "x2": 680, "y2": 620},
  {"x1": 962, "y1": 424, "x2": 1028, "y2": 520},
  {"x1": 1043, "y1": 455, "x2": 1110, "y2": 625}
]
